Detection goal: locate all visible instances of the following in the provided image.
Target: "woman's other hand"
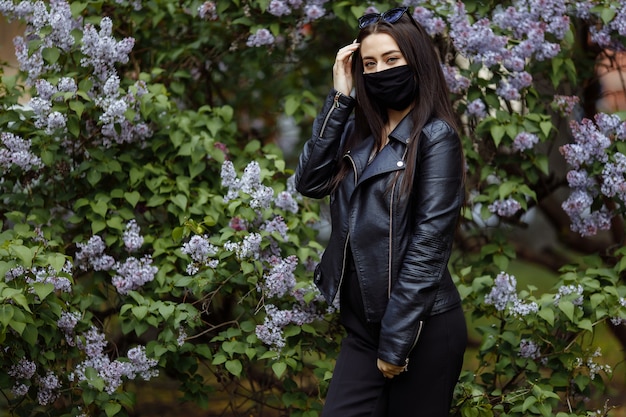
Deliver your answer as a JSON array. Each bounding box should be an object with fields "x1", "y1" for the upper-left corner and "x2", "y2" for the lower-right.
[
  {"x1": 333, "y1": 41, "x2": 360, "y2": 96},
  {"x1": 377, "y1": 358, "x2": 406, "y2": 379}
]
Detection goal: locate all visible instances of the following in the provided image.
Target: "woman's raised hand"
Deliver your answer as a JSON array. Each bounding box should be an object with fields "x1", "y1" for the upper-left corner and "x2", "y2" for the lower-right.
[{"x1": 333, "y1": 41, "x2": 360, "y2": 96}]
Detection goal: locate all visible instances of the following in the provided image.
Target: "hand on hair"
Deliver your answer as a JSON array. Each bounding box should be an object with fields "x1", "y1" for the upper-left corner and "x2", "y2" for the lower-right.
[{"x1": 333, "y1": 41, "x2": 360, "y2": 96}]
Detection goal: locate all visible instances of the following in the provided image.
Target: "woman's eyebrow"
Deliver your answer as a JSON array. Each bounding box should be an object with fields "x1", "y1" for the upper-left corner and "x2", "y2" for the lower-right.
[{"x1": 362, "y1": 50, "x2": 402, "y2": 60}]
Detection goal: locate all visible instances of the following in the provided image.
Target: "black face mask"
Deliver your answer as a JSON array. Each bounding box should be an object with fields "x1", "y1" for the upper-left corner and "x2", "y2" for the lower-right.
[{"x1": 363, "y1": 65, "x2": 417, "y2": 111}]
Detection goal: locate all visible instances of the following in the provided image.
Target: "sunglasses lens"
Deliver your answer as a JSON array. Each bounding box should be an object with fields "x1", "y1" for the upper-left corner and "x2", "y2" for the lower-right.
[
  {"x1": 382, "y1": 7, "x2": 407, "y2": 24},
  {"x1": 358, "y1": 13, "x2": 380, "y2": 29}
]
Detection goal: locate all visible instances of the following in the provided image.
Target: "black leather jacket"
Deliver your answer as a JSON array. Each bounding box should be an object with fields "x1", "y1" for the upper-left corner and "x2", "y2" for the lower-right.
[{"x1": 295, "y1": 90, "x2": 464, "y2": 366}]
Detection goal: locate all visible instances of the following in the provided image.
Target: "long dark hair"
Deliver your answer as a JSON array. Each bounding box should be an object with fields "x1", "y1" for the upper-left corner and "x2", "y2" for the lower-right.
[{"x1": 335, "y1": 13, "x2": 461, "y2": 196}]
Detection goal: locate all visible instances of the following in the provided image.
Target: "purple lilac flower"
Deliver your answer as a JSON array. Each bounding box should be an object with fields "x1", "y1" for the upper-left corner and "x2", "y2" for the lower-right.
[
  {"x1": 510, "y1": 298, "x2": 539, "y2": 317},
  {"x1": 262, "y1": 216, "x2": 289, "y2": 241},
  {"x1": 485, "y1": 272, "x2": 518, "y2": 311},
  {"x1": 246, "y1": 28, "x2": 276, "y2": 47},
  {"x1": 229, "y1": 217, "x2": 248, "y2": 231},
  {"x1": 441, "y1": 64, "x2": 470, "y2": 94},
  {"x1": 111, "y1": 255, "x2": 157, "y2": 295},
  {"x1": 566, "y1": 169, "x2": 594, "y2": 189},
  {"x1": 58, "y1": 311, "x2": 81, "y2": 344},
  {"x1": 554, "y1": 284, "x2": 584, "y2": 307},
  {"x1": 256, "y1": 302, "x2": 322, "y2": 350},
  {"x1": 80, "y1": 17, "x2": 135, "y2": 82},
  {"x1": 0, "y1": 132, "x2": 43, "y2": 172},
  {"x1": 488, "y1": 197, "x2": 522, "y2": 217},
  {"x1": 198, "y1": 1, "x2": 218, "y2": 20},
  {"x1": 5, "y1": 265, "x2": 26, "y2": 282},
  {"x1": 466, "y1": 99, "x2": 487, "y2": 119},
  {"x1": 304, "y1": 4, "x2": 325, "y2": 21},
  {"x1": 123, "y1": 220, "x2": 144, "y2": 252},
  {"x1": 260, "y1": 255, "x2": 298, "y2": 298},
  {"x1": 36, "y1": 371, "x2": 61, "y2": 406},
  {"x1": 8, "y1": 0, "x2": 77, "y2": 83},
  {"x1": 75, "y1": 235, "x2": 115, "y2": 271},
  {"x1": 519, "y1": 338, "x2": 541, "y2": 359},
  {"x1": 601, "y1": 153, "x2": 626, "y2": 200},
  {"x1": 9, "y1": 359, "x2": 37, "y2": 379},
  {"x1": 251, "y1": 185, "x2": 275, "y2": 209},
  {"x1": 274, "y1": 190, "x2": 299, "y2": 213},
  {"x1": 268, "y1": 0, "x2": 291, "y2": 16},
  {"x1": 181, "y1": 234, "x2": 219, "y2": 274},
  {"x1": 73, "y1": 327, "x2": 158, "y2": 393},
  {"x1": 27, "y1": 265, "x2": 72, "y2": 293},
  {"x1": 448, "y1": 2, "x2": 509, "y2": 68},
  {"x1": 552, "y1": 95, "x2": 580, "y2": 117},
  {"x1": 512, "y1": 132, "x2": 539, "y2": 152},
  {"x1": 412, "y1": 7, "x2": 447, "y2": 36},
  {"x1": 11, "y1": 383, "x2": 29, "y2": 396},
  {"x1": 225, "y1": 233, "x2": 262, "y2": 260}
]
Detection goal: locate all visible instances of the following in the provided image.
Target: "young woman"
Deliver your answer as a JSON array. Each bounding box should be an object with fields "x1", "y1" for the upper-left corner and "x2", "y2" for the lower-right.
[{"x1": 294, "y1": 7, "x2": 467, "y2": 417}]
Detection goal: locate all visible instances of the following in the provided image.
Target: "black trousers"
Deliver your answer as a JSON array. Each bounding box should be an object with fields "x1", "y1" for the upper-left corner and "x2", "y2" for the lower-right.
[{"x1": 321, "y1": 268, "x2": 467, "y2": 417}]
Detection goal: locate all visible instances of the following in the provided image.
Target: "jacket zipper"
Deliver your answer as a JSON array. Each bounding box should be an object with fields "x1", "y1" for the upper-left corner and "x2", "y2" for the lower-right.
[
  {"x1": 332, "y1": 151, "x2": 358, "y2": 307},
  {"x1": 319, "y1": 91, "x2": 342, "y2": 139},
  {"x1": 405, "y1": 320, "x2": 424, "y2": 370},
  {"x1": 387, "y1": 180, "x2": 396, "y2": 299}
]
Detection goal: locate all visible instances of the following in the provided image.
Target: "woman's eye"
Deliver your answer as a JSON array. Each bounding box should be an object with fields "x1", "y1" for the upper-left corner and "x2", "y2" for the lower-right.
[{"x1": 387, "y1": 57, "x2": 398, "y2": 63}]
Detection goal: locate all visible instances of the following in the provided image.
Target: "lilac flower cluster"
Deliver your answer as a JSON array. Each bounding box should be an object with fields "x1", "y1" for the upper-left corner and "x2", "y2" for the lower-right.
[
  {"x1": 412, "y1": 6, "x2": 446, "y2": 36},
  {"x1": 34, "y1": 371, "x2": 62, "y2": 406},
  {"x1": 610, "y1": 297, "x2": 626, "y2": 326},
  {"x1": 262, "y1": 216, "x2": 289, "y2": 241},
  {"x1": 27, "y1": 77, "x2": 79, "y2": 136},
  {"x1": 2, "y1": 0, "x2": 78, "y2": 83},
  {"x1": 441, "y1": 64, "x2": 470, "y2": 94},
  {"x1": 58, "y1": 310, "x2": 81, "y2": 345},
  {"x1": 574, "y1": 348, "x2": 612, "y2": 380},
  {"x1": 80, "y1": 17, "x2": 135, "y2": 82},
  {"x1": 111, "y1": 255, "x2": 158, "y2": 295},
  {"x1": 8, "y1": 358, "x2": 36, "y2": 397},
  {"x1": 198, "y1": 1, "x2": 218, "y2": 20},
  {"x1": 519, "y1": 338, "x2": 541, "y2": 359},
  {"x1": 259, "y1": 255, "x2": 298, "y2": 298},
  {"x1": 94, "y1": 75, "x2": 153, "y2": 147},
  {"x1": 224, "y1": 233, "x2": 262, "y2": 260},
  {"x1": 512, "y1": 132, "x2": 539, "y2": 152},
  {"x1": 181, "y1": 234, "x2": 219, "y2": 275},
  {"x1": 553, "y1": 284, "x2": 584, "y2": 307},
  {"x1": 0, "y1": 132, "x2": 43, "y2": 172},
  {"x1": 552, "y1": 95, "x2": 580, "y2": 117},
  {"x1": 255, "y1": 301, "x2": 324, "y2": 350},
  {"x1": 75, "y1": 235, "x2": 115, "y2": 271},
  {"x1": 484, "y1": 272, "x2": 538, "y2": 317},
  {"x1": 123, "y1": 220, "x2": 144, "y2": 252},
  {"x1": 581, "y1": 0, "x2": 626, "y2": 50},
  {"x1": 26, "y1": 264, "x2": 73, "y2": 293},
  {"x1": 466, "y1": 99, "x2": 487, "y2": 119},
  {"x1": 246, "y1": 28, "x2": 276, "y2": 47},
  {"x1": 488, "y1": 197, "x2": 522, "y2": 217},
  {"x1": 72, "y1": 327, "x2": 158, "y2": 394},
  {"x1": 221, "y1": 160, "x2": 300, "y2": 214},
  {"x1": 4, "y1": 261, "x2": 73, "y2": 292},
  {"x1": 560, "y1": 114, "x2": 626, "y2": 236}
]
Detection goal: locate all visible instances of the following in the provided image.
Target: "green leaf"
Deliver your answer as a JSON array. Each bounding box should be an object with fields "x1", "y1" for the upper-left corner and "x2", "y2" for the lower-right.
[
  {"x1": 31, "y1": 282, "x2": 55, "y2": 301},
  {"x1": 225, "y1": 359, "x2": 243, "y2": 377},
  {"x1": 490, "y1": 125, "x2": 505, "y2": 147},
  {"x1": 158, "y1": 303, "x2": 175, "y2": 320},
  {"x1": 104, "y1": 402, "x2": 122, "y2": 417},
  {"x1": 172, "y1": 194, "x2": 188, "y2": 210},
  {"x1": 124, "y1": 191, "x2": 141, "y2": 207},
  {"x1": 558, "y1": 300, "x2": 575, "y2": 321},
  {"x1": 11, "y1": 245, "x2": 34, "y2": 267},
  {"x1": 132, "y1": 306, "x2": 149, "y2": 320},
  {"x1": 272, "y1": 361, "x2": 287, "y2": 378},
  {"x1": 42, "y1": 47, "x2": 60, "y2": 64},
  {"x1": 538, "y1": 308, "x2": 554, "y2": 326},
  {"x1": 0, "y1": 304, "x2": 15, "y2": 328}
]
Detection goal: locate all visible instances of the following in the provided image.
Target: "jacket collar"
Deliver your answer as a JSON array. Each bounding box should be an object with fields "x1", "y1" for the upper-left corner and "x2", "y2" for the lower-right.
[{"x1": 347, "y1": 115, "x2": 412, "y2": 185}]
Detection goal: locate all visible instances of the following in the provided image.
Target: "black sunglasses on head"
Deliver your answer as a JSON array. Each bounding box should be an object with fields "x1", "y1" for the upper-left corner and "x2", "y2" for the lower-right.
[{"x1": 358, "y1": 7, "x2": 410, "y2": 29}]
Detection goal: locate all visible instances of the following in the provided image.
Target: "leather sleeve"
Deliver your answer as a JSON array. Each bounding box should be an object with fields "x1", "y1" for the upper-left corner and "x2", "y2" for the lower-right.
[
  {"x1": 294, "y1": 90, "x2": 355, "y2": 199},
  {"x1": 377, "y1": 120, "x2": 464, "y2": 366}
]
